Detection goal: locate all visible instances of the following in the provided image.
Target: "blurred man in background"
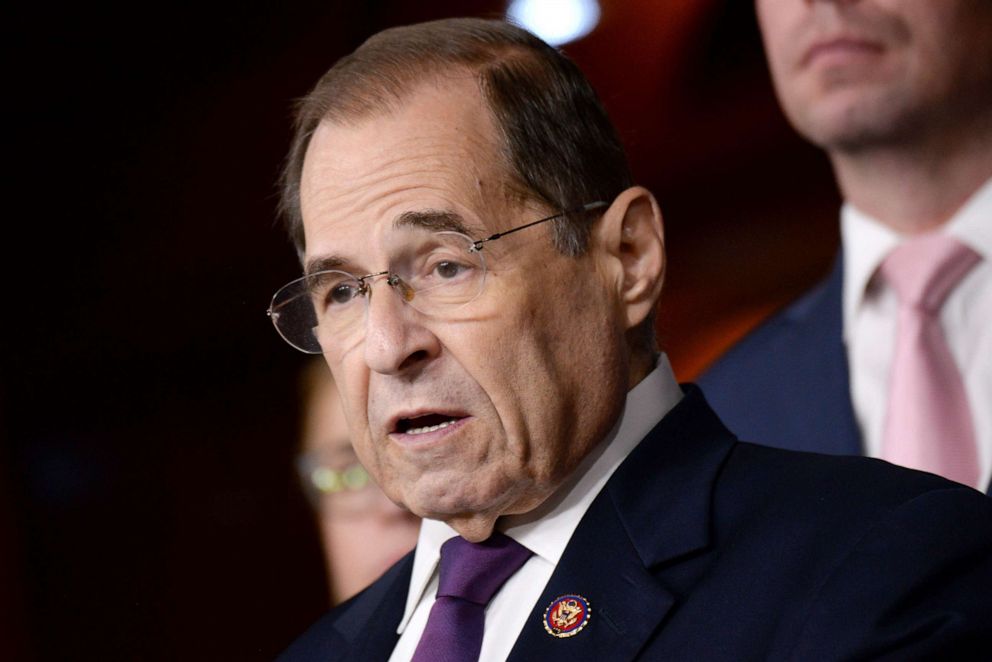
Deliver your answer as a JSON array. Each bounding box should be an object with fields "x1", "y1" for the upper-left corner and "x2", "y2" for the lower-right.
[
  {"x1": 702, "y1": 0, "x2": 992, "y2": 492},
  {"x1": 297, "y1": 360, "x2": 420, "y2": 604}
]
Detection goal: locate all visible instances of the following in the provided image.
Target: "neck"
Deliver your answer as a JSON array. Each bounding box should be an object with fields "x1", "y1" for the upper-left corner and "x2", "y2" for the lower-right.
[
  {"x1": 829, "y1": 118, "x2": 992, "y2": 235},
  {"x1": 628, "y1": 349, "x2": 656, "y2": 389}
]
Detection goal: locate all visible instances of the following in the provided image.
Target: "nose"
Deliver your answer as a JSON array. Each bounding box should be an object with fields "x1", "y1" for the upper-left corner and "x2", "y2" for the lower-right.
[{"x1": 362, "y1": 275, "x2": 441, "y2": 376}]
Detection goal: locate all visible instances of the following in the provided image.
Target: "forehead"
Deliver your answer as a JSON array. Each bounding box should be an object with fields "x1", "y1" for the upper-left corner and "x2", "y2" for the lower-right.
[{"x1": 299, "y1": 75, "x2": 513, "y2": 262}]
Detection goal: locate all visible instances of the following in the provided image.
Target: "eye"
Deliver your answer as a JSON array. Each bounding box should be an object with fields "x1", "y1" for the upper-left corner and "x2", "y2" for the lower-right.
[
  {"x1": 328, "y1": 281, "x2": 361, "y2": 305},
  {"x1": 308, "y1": 272, "x2": 363, "y2": 309},
  {"x1": 434, "y1": 260, "x2": 468, "y2": 279}
]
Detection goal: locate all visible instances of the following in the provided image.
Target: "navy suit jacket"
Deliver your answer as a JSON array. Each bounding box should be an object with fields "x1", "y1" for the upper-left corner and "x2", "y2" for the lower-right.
[
  {"x1": 699, "y1": 254, "x2": 861, "y2": 457},
  {"x1": 699, "y1": 254, "x2": 991, "y2": 494},
  {"x1": 278, "y1": 387, "x2": 992, "y2": 661}
]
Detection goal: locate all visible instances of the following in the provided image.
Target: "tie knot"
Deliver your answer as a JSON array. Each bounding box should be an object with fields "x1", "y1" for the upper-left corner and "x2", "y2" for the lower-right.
[
  {"x1": 880, "y1": 234, "x2": 981, "y2": 313},
  {"x1": 436, "y1": 533, "x2": 532, "y2": 605}
]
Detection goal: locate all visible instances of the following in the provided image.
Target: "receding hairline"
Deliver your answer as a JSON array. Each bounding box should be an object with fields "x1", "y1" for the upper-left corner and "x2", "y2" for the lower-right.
[
  {"x1": 295, "y1": 59, "x2": 539, "y2": 209},
  {"x1": 296, "y1": 72, "x2": 547, "y2": 267},
  {"x1": 282, "y1": 17, "x2": 634, "y2": 268},
  {"x1": 309, "y1": 48, "x2": 532, "y2": 126},
  {"x1": 288, "y1": 37, "x2": 556, "y2": 192}
]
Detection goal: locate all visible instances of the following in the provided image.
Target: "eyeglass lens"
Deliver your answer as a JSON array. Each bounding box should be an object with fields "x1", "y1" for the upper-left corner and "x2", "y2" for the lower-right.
[{"x1": 269, "y1": 229, "x2": 486, "y2": 354}]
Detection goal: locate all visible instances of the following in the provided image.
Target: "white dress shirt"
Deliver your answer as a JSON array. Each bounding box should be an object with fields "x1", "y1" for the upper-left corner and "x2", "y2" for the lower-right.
[
  {"x1": 387, "y1": 354, "x2": 684, "y2": 662},
  {"x1": 842, "y1": 178, "x2": 992, "y2": 489}
]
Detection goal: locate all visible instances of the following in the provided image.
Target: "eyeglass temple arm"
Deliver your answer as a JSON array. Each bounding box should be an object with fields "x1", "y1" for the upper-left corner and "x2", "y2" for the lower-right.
[{"x1": 470, "y1": 201, "x2": 608, "y2": 251}]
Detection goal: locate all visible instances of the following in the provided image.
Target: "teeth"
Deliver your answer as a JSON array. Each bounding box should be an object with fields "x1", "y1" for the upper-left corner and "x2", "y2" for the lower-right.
[{"x1": 404, "y1": 419, "x2": 458, "y2": 435}]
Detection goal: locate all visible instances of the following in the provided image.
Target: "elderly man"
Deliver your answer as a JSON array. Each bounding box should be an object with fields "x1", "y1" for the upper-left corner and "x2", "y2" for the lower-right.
[
  {"x1": 269, "y1": 18, "x2": 991, "y2": 661},
  {"x1": 702, "y1": 1, "x2": 992, "y2": 492}
]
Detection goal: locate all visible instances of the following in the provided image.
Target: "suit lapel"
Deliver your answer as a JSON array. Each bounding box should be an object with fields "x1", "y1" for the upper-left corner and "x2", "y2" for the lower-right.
[
  {"x1": 765, "y1": 253, "x2": 861, "y2": 456},
  {"x1": 508, "y1": 388, "x2": 736, "y2": 661},
  {"x1": 699, "y1": 253, "x2": 862, "y2": 457},
  {"x1": 506, "y1": 492, "x2": 675, "y2": 661}
]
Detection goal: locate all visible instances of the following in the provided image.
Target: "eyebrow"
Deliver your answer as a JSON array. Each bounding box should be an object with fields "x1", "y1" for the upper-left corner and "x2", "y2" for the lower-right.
[
  {"x1": 303, "y1": 209, "x2": 480, "y2": 276},
  {"x1": 395, "y1": 209, "x2": 473, "y2": 235},
  {"x1": 304, "y1": 254, "x2": 347, "y2": 277}
]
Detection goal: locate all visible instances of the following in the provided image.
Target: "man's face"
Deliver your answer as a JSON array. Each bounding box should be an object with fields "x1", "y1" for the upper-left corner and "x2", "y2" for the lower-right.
[
  {"x1": 298, "y1": 75, "x2": 628, "y2": 540},
  {"x1": 756, "y1": 0, "x2": 992, "y2": 150}
]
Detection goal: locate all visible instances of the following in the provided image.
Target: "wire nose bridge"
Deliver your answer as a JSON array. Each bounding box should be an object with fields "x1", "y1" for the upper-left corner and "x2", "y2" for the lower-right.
[{"x1": 357, "y1": 270, "x2": 416, "y2": 304}]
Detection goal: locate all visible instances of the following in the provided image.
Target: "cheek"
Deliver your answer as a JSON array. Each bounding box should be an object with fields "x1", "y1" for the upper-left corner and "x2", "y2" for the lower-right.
[
  {"x1": 328, "y1": 359, "x2": 381, "y2": 467},
  {"x1": 329, "y1": 357, "x2": 370, "y2": 426},
  {"x1": 757, "y1": 0, "x2": 794, "y2": 66},
  {"x1": 494, "y1": 274, "x2": 618, "y2": 441},
  {"x1": 914, "y1": 10, "x2": 984, "y2": 91}
]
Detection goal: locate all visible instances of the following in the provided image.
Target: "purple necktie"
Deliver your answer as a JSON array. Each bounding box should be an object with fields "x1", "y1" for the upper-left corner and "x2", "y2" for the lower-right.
[
  {"x1": 411, "y1": 533, "x2": 532, "y2": 662},
  {"x1": 880, "y1": 234, "x2": 981, "y2": 488}
]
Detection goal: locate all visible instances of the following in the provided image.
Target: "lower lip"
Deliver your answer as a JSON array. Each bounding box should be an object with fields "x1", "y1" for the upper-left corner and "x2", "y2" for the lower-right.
[{"x1": 389, "y1": 416, "x2": 470, "y2": 447}]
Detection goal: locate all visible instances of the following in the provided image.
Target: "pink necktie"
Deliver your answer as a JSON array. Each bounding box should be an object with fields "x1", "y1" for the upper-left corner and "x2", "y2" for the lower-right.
[{"x1": 880, "y1": 234, "x2": 981, "y2": 488}]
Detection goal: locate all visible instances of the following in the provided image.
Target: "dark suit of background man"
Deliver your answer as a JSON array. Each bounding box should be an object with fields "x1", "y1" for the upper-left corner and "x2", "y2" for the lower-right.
[
  {"x1": 702, "y1": 0, "x2": 992, "y2": 493},
  {"x1": 266, "y1": 18, "x2": 992, "y2": 661}
]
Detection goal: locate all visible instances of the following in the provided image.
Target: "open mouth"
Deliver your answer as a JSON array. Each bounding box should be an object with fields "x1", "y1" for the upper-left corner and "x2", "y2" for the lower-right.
[{"x1": 395, "y1": 413, "x2": 465, "y2": 436}]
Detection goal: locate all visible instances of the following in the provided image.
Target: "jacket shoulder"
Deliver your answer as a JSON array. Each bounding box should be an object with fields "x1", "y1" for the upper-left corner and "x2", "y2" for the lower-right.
[
  {"x1": 701, "y1": 259, "x2": 841, "y2": 386},
  {"x1": 696, "y1": 255, "x2": 860, "y2": 454},
  {"x1": 719, "y1": 444, "x2": 992, "y2": 657}
]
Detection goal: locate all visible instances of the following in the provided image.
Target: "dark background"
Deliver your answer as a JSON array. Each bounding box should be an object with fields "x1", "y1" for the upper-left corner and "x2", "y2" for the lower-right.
[{"x1": 4, "y1": 1, "x2": 839, "y2": 659}]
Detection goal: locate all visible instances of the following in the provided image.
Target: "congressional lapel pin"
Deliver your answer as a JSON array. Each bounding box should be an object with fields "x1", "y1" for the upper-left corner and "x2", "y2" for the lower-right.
[{"x1": 543, "y1": 594, "x2": 591, "y2": 638}]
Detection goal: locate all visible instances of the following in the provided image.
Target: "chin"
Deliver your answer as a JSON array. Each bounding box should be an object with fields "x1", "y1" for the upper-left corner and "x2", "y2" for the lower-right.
[
  {"x1": 799, "y1": 87, "x2": 918, "y2": 149},
  {"x1": 406, "y1": 474, "x2": 527, "y2": 523}
]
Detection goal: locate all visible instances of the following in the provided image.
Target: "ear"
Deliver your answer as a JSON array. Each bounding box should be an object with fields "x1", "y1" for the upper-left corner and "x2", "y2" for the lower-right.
[{"x1": 592, "y1": 186, "x2": 665, "y2": 330}]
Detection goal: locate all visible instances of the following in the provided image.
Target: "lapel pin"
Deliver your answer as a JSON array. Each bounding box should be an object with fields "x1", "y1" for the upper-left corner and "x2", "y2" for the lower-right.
[{"x1": 543, "y1": 594, "x2": 591, "y2": 638}]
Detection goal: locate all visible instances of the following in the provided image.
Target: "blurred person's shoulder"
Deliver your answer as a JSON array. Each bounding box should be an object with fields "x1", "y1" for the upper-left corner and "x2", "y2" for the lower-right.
[{"x1": 276, "y1": 551, "x2": 414, "y2": 662}]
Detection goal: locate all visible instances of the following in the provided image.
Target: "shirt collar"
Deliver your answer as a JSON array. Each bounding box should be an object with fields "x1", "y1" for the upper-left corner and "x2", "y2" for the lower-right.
[
  {"x1": 841, "y1": 176, "x2": 992, "y2": 341},
  {"x1": 944, "y1": 177, "x2": 992, "y2": 259},
  {"x1": 395, "y1": 354, "x2": 683, "y2": 633}
]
